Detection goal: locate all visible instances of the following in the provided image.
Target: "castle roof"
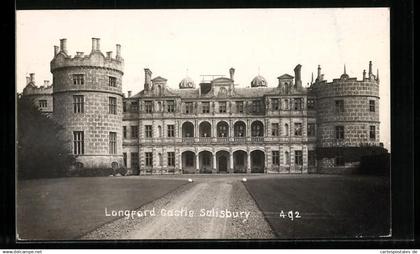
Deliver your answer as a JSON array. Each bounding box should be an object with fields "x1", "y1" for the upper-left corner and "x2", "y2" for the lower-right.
[
  {"x1": 277, "y1": 74, "x2": 294, "y2": 79},
  {"x1": 251, "y1": 75, "x2": 268, "y2": 87}
]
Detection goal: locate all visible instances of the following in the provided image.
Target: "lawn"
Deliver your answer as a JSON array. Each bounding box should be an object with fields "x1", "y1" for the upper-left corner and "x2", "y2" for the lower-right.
[
  {"x1": 244, "y1": 175, "x2": 390, "y2": 239},
  {"x1": 16, "y1": 177, "x2": 188, "y2": 240}
]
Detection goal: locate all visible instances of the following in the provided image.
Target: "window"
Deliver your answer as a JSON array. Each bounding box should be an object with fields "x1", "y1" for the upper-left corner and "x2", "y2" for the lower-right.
[
  {"x1": 109, "y1": 76, "x2": 117, "y2": 87},
  {"x1": 39, "y1": 100, "x2": 47, "y2": 108},
  {"x1": 294, "y1": 123, "x2": 302, "y2": 136},
  {"x1": 167, "y1": 125, "x2": 175, "y2": 137},
  {"x1": 307, "y1": 123, "x2": 315, "y2": 136},
  {"x1": 123, "y1": 102, "x2": 127, "y2": 112},
  {"x1": 167, "y1": 100, "x2": 175, "y2": 113},
  {"x1": 123, "y1": 153, "x2": 127, "y2": 167},
  {"x1": 131, "y1": 152, "x2": 139, "y2": 169},
  {"x1": 295, "y1": 150, "x2": 303, "y2": 165},
  {"x1": 307, "y1": 99, "x2": 315, "y2": 110},
  {"x1": 72, "y1": 74, "x2": 84, "y2": 85},
  {"x1": 271, "y1": 123, "x2": 279, "y2": 136},
  {"x1": 284, "y1": 123, "x2": 289, "y2": 136},
  {"x1": 202, "y1": 102, "x2": 210, "y2": 113},
  {"x1": 185, "y1": 102, "x2": 194, "y2": 114},
  {"x1": 335, "y1": 126, "x2": 345, "y2": 140},
  {"x1": 123, "y1": 126, "x2": 127, "y2": 139},
  {"x1": 131, "y1": 101, "x2": 139, "y2": 112},
  {"x1": 218, "y1": 124, "x2": 228, "y2": 137},
  {"x1": 284, "y1": 99, "x2": 289, "y2": 110},
  {"x1": 145, "y1": 125, "x2": 152, "y2": 138},
  {"x1": 271, "y1": 98, "x2": 279, "y2": 110},
  {"x1": 73, "y1": 131, "x2": 84, "y2": 155},
  {"x1": 370, "y1": 126, "x2": 376, "y2": 140},
  {"x1": 335, "y1": 156, "x2": 345, "y2": 166},
  {"x1": 272, "y1": 151, "x2": 280, "y2": 166},
  {"x1": 369, "y1": 100, "x2": 375, "y2": 112},
  {"x1": 294, "y1": 98, "x2": 303, "y2": 110},
  {"x1": 108, "y1": 132, "x2": 117, "y2": 154},
  {"x1": 131, "y1": 126, "x2": 138, "y2": 138},
  {"x1": 167, "y1": 152, "x2": 175, "y2": 167},
  {"x1": 252, "y1": 100, "x2": 263, "y2": 113},
  {"x1": 219, "y1": 101, "x2": 227, "y2": 113},
  {"x1": 236, "y1": 101, "x2": 244, "y2": 113},
  {"x1": 145, "y1": 152, "x2": 153, "y2": 167},
  {"x1": 335, "y1": 100, "x2": 345, "y2": 113},
  {"x1": 73, "y1": 95, "x2": 84, "y2": 113},
  {"x1": 285, "y1": 151, "x2": 290, "y2": 165},
  {"x1": 158, "y1": 126, "x2": 162, "y2": 137},
  {"x1": 308, "y1": 150, "x2": 316, "y2": 166},
  {"x1": 145, "y1": 101, "x2": 153, "y2": 113},
  {"x1": 109, "y1": 97, "x2": 117, "y2": 114},
  {"x1": 251, "y1": 122, "x2": 263, "y2": 136}
]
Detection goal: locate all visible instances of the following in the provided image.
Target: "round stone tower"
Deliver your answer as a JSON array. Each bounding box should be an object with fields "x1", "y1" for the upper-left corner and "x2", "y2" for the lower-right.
[
  {"x1": 51, "y1": 38, "x2": 124, "y2": 169},
  {"x1": 312, "y1": 61, "x2": 381, "y2": 173}
]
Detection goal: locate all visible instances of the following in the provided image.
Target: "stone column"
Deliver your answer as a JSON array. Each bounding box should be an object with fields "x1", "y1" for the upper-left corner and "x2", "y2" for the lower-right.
[
  {"x1": 195, "y1": 153, "x2": 200, "y2": 173},
  {"x1": 247, "y1": 152, "x2": 251, "y2": 173},
  {"x1": 230, "y1": 152, "x2": 234, "y2": 173},
  {"x1": 212, "y1": 153, "x2": 217, "y2": 174},
  {"x1": 178, "y1": 151, "x2": 182, "y2": 174}
]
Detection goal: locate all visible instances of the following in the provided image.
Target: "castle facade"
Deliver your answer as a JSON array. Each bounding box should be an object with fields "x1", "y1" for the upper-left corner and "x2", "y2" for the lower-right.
[{"x1": 22, "y1": 38, "x2": 383, "y2": 174}]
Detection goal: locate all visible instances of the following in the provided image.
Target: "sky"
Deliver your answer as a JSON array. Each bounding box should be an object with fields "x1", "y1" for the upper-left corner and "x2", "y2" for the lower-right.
[{"x1": 16, "y1": 8, "x2": 390, "y2": 150}]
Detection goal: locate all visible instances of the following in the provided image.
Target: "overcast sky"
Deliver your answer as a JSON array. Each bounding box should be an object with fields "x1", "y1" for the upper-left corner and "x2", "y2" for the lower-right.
[{"x1": 16, "y1": 8, "x2": 390, "y2": 150}]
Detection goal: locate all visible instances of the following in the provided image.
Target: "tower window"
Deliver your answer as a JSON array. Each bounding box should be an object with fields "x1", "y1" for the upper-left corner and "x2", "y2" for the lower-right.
[
  {"x1": 145, "y1": 125, "x2": 152, "y2": 138},
  {"x1": 109, "y1": 76, "x2": 117, "y2": 87},
  {"x1": 272, "y1": 151, "x2": 280, "y2": 166},
  {"x1": 219, "y1": 101, "x2": 227, "y2": 113},
  {"x1": 335, "y1": 100, "x2": 345, "y2": 113},
  {"x1": 109, "y1": 132, "x2": 117, "y2": 154},
  {"x1": 202, "y1": 102, "x2": 210, "y2": 113},
  {"x1": 370, "y1": 125, "x2": 376, "y2": 140},
  {"x1": 145, "y1": 152, "x2": 153, "y2": 167},
  {"x1": 39, "y1": 100, "x2": 47, "y2": 108},
  {"x1": 73, "y1": 131, "x2": 84, "y2": 155},
  {"x1": 295, "y1": 150, "x2": 303, "y2": 166},
  {"x1": 369, "y1": 100, "x2": 375, "y2": 112},
  {"x1": 109, "y1": 97, "x2": 117, "y2": 114},
  {"x1": 335, "y1": 126, "x2": 345, "y2": 140},
  {"x1": 167, "y1": 152, "x2": 175, "y2": 167},
  {"x1": 294, "y1": 123, "x2": 302, "y2": 136},
  {"x1": 72, "y1": 74, "x2": 84, "y2": 85},
  {"x1": 131, "y1": 126, "x2": 138, "y2": 138},
  {"x1": 167, "y1": 100, "x2": 175, "y2": 113},
  {"x1": 73, "y1": 95, "x2": 84, "y2": 113},
  {"x1": 307, "y1": 99, "x2": 315, "y2": 110},
  {"x1": 167, "y1": 125, "x2": 175, "y2": 137}
]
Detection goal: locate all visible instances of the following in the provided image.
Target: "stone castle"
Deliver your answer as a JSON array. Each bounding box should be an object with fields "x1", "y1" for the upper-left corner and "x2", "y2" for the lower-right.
[{"x1": 22, "y1": 38, "x2": 385, "y2": 174}]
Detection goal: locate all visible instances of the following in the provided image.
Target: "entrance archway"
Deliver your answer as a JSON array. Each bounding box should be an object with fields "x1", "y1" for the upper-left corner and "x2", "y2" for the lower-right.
[
  {"x1": 181, "y1": 151, "x2": 195, "y2": 174},
  {"x1": 199, "y1": 151, "x2": 213, "y2": 173},
  {"x1": 251, "y1": 150, "x2": 265, "y2": 173},
  {"x1": 233, "y1": 150, "x2": 247, "y2": 173},
  {"x1": 216, "y1": 150, "x2": 229, "y2": 173}
]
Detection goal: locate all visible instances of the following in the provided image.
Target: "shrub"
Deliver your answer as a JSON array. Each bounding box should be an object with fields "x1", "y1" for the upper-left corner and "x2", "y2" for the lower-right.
[{"x1": 76, "y1": 167, "x2": 114, "y2": 177}]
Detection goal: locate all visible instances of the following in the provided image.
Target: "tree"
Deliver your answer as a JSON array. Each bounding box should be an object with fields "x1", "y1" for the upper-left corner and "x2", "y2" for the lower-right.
[{"x1": 17, "y1": 95, "x2": 75, "y2": 179}]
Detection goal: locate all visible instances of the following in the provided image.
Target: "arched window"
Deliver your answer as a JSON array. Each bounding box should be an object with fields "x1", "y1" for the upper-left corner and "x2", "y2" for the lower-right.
[{"x1": 158, "y1": 126, "x2": 162, "y2": 137}]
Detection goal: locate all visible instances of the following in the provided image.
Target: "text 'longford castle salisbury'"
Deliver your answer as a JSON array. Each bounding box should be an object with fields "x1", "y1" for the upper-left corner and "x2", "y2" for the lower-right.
[{"x1": 22, "y1": 38, "x2": 386, "y2": 175}]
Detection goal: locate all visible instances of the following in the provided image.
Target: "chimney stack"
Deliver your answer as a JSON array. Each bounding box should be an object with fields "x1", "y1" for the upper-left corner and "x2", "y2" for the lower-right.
[
  {"x1": 29, "y1": 73, "x2": 35, "y2": 84},
  {"x1": 229, "y1": 67, "x2": 235, "y2": 80},
  {"x1": 363, "y1": 69, "x2": 366, "y2": 80},
  {"x1": 317, "y1": 65, "x2": 321, "y2": 80},
  {"x1": 294, "y1": 64, "x2": 302, "y2": 88},
  {"x1": 91, "y1": 38, "x2": 101, "y2": 52},
  {"x1": 96, "y1": 38, "x2": 101, "y2": 51},
  {"x1": 368, "y1": 61, "x2": 373, "y2": 77},
  {"x1": 128, "y1": 91, "x2": 132, "y2": 97},
  {"x1": 116, "y1": 44, "x2": 121, "y2": 59},
  {"x1": 91, "y1": 38, "x2": 96, "y2": 51},
  {"x1": 106, "y1": 51, "x2": 113, "y2": 58},
  {"x1": 44, "y1": 80, "x2": 50, "y2": 87},
  {"x1": 54, "y1": 46, "x2": 59, "y2": 56},
  {"x1": 59, "y1": 39, "x2": 67, "y2": 54},
  {"x1": 144, "y1": 68, "x2": 152, "y2": 91},
  {"x1": 26, "y1": 76, "x2": 30, "y2": 85}
]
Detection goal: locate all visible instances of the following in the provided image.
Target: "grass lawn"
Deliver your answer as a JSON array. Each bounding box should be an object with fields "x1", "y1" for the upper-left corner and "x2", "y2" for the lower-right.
[
  {"x1": 244, "y1": 175, "x2": 390, "y2": 239},
  {"x1": 17, "y1": 177, "x2": 188, "y2": 240}
]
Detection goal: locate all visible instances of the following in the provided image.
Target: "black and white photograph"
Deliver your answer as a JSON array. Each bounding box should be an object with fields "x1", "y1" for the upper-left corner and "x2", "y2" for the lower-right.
[{"x1": 15, "y1": 8, "x2": 391, "y2": 241}]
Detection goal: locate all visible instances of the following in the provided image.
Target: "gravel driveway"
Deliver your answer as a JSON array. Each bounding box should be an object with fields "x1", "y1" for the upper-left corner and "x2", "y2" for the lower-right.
[{"x1": 82, "y1": 176, "x2": 274, "y2": 239}]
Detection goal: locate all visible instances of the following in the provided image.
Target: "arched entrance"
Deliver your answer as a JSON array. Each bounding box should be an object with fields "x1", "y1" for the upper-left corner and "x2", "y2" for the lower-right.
[
  {"x1": 181, "y1": 151, "x2": 195, "y2": 174},
  {"x1": 216, "y1": 150, "x2": 229, "y2": 173},
  {"x1": 199, "y1": 151, "x2": 213, "y2": 173},
  {"x1": 182, "y1": 122, "x2": 194, "y2": 138},
  {"x1": 199, "y1": 121, "x2": 211, "y2": 137},
  {"x1": 233, "y1": 150, "x2": 247, "y2": 173},
  {"x1": 251, "y1": 150, "x2": 265, "y2": 173}
]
